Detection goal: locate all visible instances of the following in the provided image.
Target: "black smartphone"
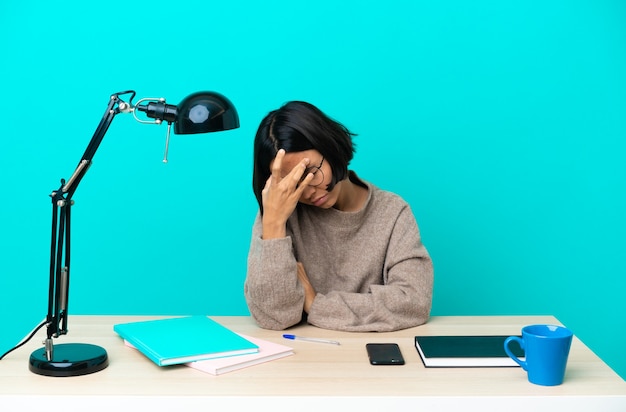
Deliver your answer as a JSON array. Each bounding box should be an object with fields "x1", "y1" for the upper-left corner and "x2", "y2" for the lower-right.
[{"x1": 366, "y1": 343, "x2": 405, "y2": 365}]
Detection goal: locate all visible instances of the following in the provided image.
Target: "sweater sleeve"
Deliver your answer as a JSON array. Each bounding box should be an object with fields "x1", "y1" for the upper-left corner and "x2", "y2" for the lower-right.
[
  {"x1": 306, "y1": 205, "x2": 434, "y2": 332},
  {"x1": 244, "y1": 213, "x2": 305, "y2": 330}
]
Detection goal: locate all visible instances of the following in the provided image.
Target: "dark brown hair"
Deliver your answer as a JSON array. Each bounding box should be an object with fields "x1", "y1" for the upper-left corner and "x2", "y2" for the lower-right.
[{"x1": 252, "y1": 101, "x2": 356, "y2": 213}]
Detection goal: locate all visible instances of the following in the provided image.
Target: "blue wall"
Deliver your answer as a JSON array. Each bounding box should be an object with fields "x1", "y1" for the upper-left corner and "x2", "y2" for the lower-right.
[{"x1": 2, "y1": 1, "x2": 625, "y2": 379}]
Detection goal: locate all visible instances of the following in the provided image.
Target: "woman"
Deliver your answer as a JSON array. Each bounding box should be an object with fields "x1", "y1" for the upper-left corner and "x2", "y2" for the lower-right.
[{"x1": 244, "y1": 101, "x2": 433, "y2": 332}]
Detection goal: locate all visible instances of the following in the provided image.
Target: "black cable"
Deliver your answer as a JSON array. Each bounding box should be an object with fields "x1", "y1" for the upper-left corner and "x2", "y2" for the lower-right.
[{"x1": 0, "y1": 320, "x2": 47, "y2": 360}]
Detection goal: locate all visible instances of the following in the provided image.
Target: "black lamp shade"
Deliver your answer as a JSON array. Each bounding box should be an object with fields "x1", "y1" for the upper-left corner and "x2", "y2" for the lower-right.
[{"x1": 174, "y1": 91, "x2": 240, "y2": 134}]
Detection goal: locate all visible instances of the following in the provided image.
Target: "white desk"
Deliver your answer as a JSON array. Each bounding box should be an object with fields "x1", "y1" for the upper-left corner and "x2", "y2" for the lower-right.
[{"x1": 1, "y1": 315, "x2": 625, "y2": 411}]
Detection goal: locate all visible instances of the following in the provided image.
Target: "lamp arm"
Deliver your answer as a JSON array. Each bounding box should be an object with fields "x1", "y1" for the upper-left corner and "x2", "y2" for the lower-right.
[
  {"x1": 64, "y1": 91, "x2": 135, "y2": 198},
  {"x1": 44, "y1": 91, "x2": 135, "y2": 360}
]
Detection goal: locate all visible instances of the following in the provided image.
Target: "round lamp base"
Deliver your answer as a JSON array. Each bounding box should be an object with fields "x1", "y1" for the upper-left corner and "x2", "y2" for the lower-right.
[{"x1": 29, "y1": 343, "x2": 108, "y2": 377}]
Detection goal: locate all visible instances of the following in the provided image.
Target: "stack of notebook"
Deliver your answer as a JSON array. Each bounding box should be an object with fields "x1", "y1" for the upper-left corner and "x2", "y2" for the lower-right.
[{"x1": 114, "y1": 315, "x2": 293, "y2": 374}]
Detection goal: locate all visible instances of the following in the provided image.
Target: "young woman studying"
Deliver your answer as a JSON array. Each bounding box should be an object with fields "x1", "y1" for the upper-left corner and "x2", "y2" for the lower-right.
[{"x1": 244, "y1": 101, "x2": 433, "y2": 332}]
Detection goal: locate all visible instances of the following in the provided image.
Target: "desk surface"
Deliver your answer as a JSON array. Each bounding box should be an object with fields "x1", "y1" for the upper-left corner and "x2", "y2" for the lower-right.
[{"x1": 1, "y1": 315, "x2": 625, "y2": 411}]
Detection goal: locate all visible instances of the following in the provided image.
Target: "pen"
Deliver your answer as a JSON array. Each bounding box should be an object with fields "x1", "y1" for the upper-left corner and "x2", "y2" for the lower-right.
[{"x1": 282, "y1": 334, "x2": 341, "y2": 345}]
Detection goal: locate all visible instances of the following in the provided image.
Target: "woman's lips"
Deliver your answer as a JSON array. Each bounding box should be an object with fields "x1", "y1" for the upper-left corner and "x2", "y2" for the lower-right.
[{"x1": 313, "y1": 194, "x2": 328, "y2": 207}]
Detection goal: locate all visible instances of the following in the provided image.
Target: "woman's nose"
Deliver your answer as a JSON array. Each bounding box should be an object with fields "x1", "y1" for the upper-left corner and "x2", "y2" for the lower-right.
[{"x1": 301, "y1": 185, "x2": 316, "y2": 200}]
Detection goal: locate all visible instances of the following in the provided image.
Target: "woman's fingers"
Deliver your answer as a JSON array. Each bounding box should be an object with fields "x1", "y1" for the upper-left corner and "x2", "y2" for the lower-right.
[
  {"x1": 270, "y1": 149, "x2": 286, "y2": 184},
  {"x1": 271, "y1": 149, "x2": 313, "y2": 191}
]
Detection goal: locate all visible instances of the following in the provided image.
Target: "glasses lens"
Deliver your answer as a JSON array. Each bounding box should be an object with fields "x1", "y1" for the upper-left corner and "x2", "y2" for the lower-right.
[
  {"x1": 300, "y1": 166, "x2": 324, "y2": 187},
  {"x1": 309, "y1": 168, "x2": 324, "y2": 186}
]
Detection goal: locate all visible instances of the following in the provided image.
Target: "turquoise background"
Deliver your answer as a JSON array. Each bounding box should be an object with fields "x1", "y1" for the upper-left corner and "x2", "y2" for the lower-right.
[{"x1": 1, "y1": 1, "x2": 624, "y2": 379}]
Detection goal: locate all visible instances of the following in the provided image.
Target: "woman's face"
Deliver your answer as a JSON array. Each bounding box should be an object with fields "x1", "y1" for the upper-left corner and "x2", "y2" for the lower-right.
[{"x1": 275, "y1": 150, "x2": 340, "y2": 209}]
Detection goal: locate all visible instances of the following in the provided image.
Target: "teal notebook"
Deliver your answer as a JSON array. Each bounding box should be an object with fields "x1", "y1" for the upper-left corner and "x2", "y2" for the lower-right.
[{"x1": 113, "y1": 316, "x2": 259, "y2": 366}]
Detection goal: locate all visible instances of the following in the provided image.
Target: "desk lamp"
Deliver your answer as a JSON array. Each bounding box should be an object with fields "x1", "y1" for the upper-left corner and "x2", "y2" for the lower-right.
[{"x1": 27, "y1": 90, "x2": 239, "y2": 377}]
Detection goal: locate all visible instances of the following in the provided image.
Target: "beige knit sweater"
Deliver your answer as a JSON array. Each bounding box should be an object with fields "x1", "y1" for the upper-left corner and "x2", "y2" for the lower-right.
[{"x1": 244, "y1": 173, "x2": 433, "y2": 332}]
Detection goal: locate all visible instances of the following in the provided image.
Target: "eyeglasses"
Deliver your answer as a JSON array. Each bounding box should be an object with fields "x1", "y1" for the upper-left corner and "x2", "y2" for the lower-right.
[{"x1": 300, "y1": 156, "x2": 325, "y2": 187}]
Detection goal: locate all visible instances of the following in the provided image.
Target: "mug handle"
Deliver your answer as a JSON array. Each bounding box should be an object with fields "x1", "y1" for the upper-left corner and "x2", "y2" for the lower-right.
[{"x1": 504, "y1": 336, "x2": 527, "y2": 370}]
